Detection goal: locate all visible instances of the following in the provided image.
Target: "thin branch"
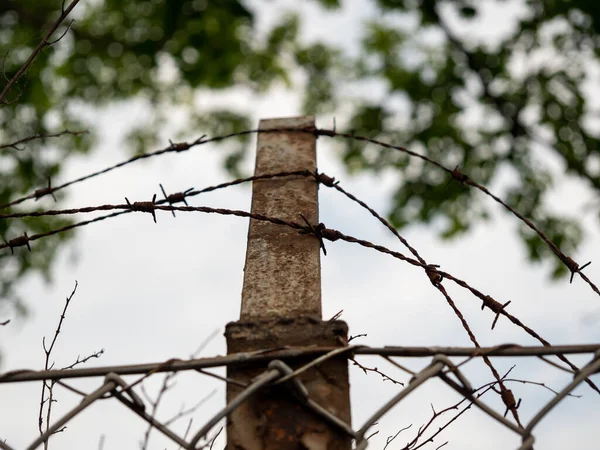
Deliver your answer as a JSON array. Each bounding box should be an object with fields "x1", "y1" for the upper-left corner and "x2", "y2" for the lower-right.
[
  {"x1": 38, "y1": 281, "x2": 79, "y2": 450},
  {"x1": 0, "y1": 0, "x2": 82, "y2": 104},
  {"x1": 140, "y1": 372, "x2": 176, "y2": 450},
  {"x1": 176, "y1": 418, "x2": 194, "y2": 450},
  {"x1": 61, "y1": 349, "x2": 105, "y2": 370},
  {"x1": 383, "y1": 424, "x2": 412, "y2": 450},
  {"x1": 0, "y1": 130, "x2": 88, "y2": 151},
  {"x1": 97, "y1": 435, "x2": 105, "y2": 450},
  {"x1": 190, "y1": 329, "x2": 220, "y2": 358},
  {"x1": 163, "y1": 389, "x2": 217, "y2": 427},
  {"x1": 140, "y1": 331, "x2": 222, "y2": 449},
  {"x1": 351, "y1": 358, "x2": 404, "y2": 385},
  {"x1": 208, "y1": 427, "x2": 223, "y2": 450}
]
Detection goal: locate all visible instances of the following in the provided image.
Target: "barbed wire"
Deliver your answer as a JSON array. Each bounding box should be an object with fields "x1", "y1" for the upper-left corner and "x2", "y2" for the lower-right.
[
  {"x1": 3, "y1": 131, "x2": 600, "y2": 403},
  {"x1": 3, "y1": 126, "x2": 596, "y2": 296},
  {"x1": 1, "y1": 0, "x2": 598, "y2": 446},
  {"x1": 2, "y1": 125, "x2": 600, "y2": 449},
  {"x1": 0, "y1": 192, "x2": 592, "y2": 371},
  {"x1": 8, "y1": 194, "x2": 591, "y2": 400}
]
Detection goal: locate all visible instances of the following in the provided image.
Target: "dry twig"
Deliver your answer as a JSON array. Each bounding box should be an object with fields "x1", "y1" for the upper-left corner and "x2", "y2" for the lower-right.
[{"x1": 0, "y1": 0, "x2": 81, "y2": 104}]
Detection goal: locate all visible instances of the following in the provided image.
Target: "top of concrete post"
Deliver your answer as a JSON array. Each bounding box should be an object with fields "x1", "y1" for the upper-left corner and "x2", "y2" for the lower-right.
[{"x1": 240, "y1": 116, "x2": 322, "y2": 320}]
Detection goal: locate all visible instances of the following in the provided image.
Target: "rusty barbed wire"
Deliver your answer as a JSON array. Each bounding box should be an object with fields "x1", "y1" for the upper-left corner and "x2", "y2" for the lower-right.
[
  {"x1": 320, "y1": 173, "x2": 427, "y2": 265},
  {"x1": 0, "y1": 170, "x2": 313, "y2": 252},
  {"x1": 0, "y1": 134, "x2": 206, "y2": 210},
  {"x1": 305, "y1": 223, "x2": 600, "y2": 395},
  {"x1": 312, "y1": 172, "x2": 527, "y2": 421},
  {"x1": 0, "y1": 204, "x2": 304, "y2": 238},
  {"x1": 0, "y1": 169, "x2": 312, "y2": 223},
  {"x1": 434, "y1": 282, "x2": 523, "y2": 426},
  {"x1": 309, "y1": 127, "x2": 598, "y2": 294},
  {"x1": 2, "y1": 125, "x2": 600, "y2": 449},
  {"x1": 1, "y1": 131, "x2": 305, "y2": 210},
  {"x1": 274, "y1": 172, "x2": 596, "y2": 390},
  {"x1": 2, "y1": 192, "x2": 598, "y2": 396},
  {"x1": 4, "y1": 126, "x2": 595, "y2": 297}
]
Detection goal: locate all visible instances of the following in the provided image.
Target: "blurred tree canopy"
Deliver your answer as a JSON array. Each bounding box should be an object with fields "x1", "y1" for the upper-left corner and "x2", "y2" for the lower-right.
[{"x1": 1, "y1": 0, "x2": 599, "y2": 311}]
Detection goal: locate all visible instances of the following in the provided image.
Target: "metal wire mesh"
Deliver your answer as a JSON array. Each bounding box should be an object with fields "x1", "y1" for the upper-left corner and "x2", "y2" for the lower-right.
[{"x1": 1, "y1": 345, "x2": 599, "y2": 450}]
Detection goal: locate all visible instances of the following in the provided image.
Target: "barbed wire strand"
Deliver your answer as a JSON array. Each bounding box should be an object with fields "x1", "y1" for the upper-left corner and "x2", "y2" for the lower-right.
[
  {"x1": 0, "y1": 1, "x2": 596, "y2": 444},
  {"x1": 2, "y1": 198, "x2": 598, "y2": 395},
  {"x1": 307, "y1": 127, "x2": 598, "y2": 294},
  {"x1": 0, "y1": 170, "x2": 313, "y2": 252},
  {"x1": 314, "y1": 225, "x2": 600, "y2": 395},
  {"x1": 3, "y1": 126, "x2": 596, "y2": 300},
  {"x1": 318, "y1": 175, "x2": 524, "y2": 422},
  {"x1": 2, "y1": 127, "x2": 598, "y2": 447}
]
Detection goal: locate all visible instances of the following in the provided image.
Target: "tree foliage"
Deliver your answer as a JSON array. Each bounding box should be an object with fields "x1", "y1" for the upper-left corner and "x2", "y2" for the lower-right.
[
  {"x1": 335, "y1": 0, "x2": 600, "y2": 279},
  {"x1": 1, "y1": 0, "x2": 599, "y2": 309}
]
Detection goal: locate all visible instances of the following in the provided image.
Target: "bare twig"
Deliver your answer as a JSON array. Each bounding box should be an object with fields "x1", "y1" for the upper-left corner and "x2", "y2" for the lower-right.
[
  {"x1": 208, "y1": 427, "x2": 223, "y2": 450},
  {"x1": 140, "y1": 372, "x2": 176, "y2": 450},
  {"x1": 38, "y1": 281, "x2": 79, "y2": 450},
  {"x1": 175, "y1": 418, "x2": 194, "y2": 450},
  {"x1": 61, "y1": 350, "x2": 105, "y2": 371},
  {"x1": 140, "y1": 331, "x2": 222, "y2": 449},
  {"x1": 0, "y1": 0, "x2": 82, "y2": 104},
  {"x1": 0, "y1": 130, "x2": 88, "y2": 151},
  {"x1": 351, "y1": 358, "x2": 404, "y2": 385},
  {"x1": 383, "y1": 424, "x2": 412, "y2": 450},
  {"x1": 164, "y1": 389, "x2": 217, "y2": 427},
  {"x1": 407, "y1": 368, "x2": 513, "y2": 450},
  {"x1": 190, "y1": 329, "x2": 220, "y2": 359}
]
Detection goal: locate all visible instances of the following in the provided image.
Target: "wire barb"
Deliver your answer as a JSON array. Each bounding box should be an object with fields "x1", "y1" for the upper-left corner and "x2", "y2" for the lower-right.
[
  {"x1": 4, "y1": 232, "x2": 31, "y2": 254},
  {"x1": 125, "y1": 195, "x2": 158, "y2": 223},
  {"x1": 449, "y1": 166, "x2": 470, "y2": 185},
  {"x1": 313, "y1": 169, "x2": 338, "y2": 187},
  {"x1": 168, "y1": 135, "x2": 207, "y2": 152},
  {"x1": 34, "y1": 178, "x2": 57, "y2": 202},
  {"x1": 560, "y1": 256, "x2": 592, "y2": 284},
  {"x1": 159, "y1": 184, "x2": 193, "y2": 217},
  {"x1": 425, "y1": 264, "x2": 443, "y2": 286},
  {"x1": 298, "y1": 215, "x2": 329, "y2": 255}
]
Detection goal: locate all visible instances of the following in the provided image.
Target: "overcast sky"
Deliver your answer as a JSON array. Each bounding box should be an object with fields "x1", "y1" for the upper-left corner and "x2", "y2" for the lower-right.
[{"x1": 1, "y1": 1, "x2": 599, "y2": 449}]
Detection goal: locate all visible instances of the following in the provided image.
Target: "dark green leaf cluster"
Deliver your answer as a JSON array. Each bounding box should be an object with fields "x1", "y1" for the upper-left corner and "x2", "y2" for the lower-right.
[{"x1": 330, "y1": 0, "x2": 600, "y2": 278}]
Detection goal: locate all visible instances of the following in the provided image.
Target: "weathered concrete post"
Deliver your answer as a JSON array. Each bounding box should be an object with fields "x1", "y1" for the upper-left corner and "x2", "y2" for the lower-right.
[{"x1": 225, "y1": 117, "x2": 351, "y2": 450}]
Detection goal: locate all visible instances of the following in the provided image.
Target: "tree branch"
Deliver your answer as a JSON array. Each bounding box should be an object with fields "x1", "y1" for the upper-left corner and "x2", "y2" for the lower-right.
[{"x1": 0, "y1": 0, "x2": 82, "y2": 104}]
